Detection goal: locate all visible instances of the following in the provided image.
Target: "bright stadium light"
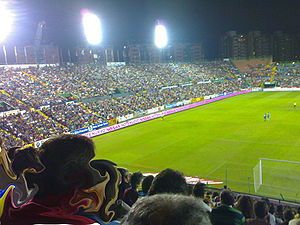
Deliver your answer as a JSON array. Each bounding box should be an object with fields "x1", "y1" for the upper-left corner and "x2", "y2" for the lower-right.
[
  {"x1": 0, "y1": 3, "x2": 14, "y2": 43},
  {"x1": 82, "y1": 11, "x2": 102, "y2": 45},
  {"x1": 154, "y1": 23, "x2": 168, "y2": 48}
]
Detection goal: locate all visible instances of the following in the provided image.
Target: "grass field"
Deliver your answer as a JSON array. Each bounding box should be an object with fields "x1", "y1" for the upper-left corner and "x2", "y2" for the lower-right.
[{"x1": 93, "y1": 91, "x2": 300, "y2": 202}]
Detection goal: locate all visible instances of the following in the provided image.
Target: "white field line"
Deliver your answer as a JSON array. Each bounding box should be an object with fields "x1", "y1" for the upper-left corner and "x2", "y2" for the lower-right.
[{"x1": 206, "y1": 161, "x2": 226, "y2": 177}]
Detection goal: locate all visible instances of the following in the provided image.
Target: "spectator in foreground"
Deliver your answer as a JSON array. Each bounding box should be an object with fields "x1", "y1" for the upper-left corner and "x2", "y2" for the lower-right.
[
  {"x1": 123, "y1": 172, "x2": 143, "y2": 206},
  {"x1": 148, "y1": 168, "x2": 187, "y2": 196},
  {"x1": 120, "y1": 194, "x2": 212, "y2": 225},
  {"x1": 235, "y1": 195, "x2": 254, "y2": 219},
  {"x1": 192, "y1": 182, "x2": 212, "y2": 212},
  {"x1": 245, "y1": 200, "x2": 270, "y2": 225},
  {"x1": 0, "y1": 134, "x2": 120, "y2": 225},
  {"x1": 139, "y1": 174, "x2": 154, "y2": 197},
  {"x1": 117, "y1": 167, "x2": 131, "y2": 200},
  {"x1": 261, "y1": 198, "x2": 276, "y2": 225},
  {"x1": 210, "y1": 190, "x2": 245, "y2": 225}
]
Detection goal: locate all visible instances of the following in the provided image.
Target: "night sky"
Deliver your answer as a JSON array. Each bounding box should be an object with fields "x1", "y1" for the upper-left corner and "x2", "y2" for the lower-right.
[{"x1": 5, "y1": 0, "x2": 300, "y2": 58}]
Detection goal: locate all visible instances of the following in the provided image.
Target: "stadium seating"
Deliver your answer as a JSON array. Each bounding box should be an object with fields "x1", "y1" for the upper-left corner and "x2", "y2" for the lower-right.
[{"x1": 0, "y1": 62, "x2": 299, "y2": 148}]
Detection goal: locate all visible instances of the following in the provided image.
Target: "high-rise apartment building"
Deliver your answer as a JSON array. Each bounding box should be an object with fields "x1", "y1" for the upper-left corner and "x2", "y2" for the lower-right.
[
  {"x1": 219, "y1": 31, "x2": 248, "y2": 59},
  {"x1": 272, "y1": 31, "x2": 295, "y2": 62}
]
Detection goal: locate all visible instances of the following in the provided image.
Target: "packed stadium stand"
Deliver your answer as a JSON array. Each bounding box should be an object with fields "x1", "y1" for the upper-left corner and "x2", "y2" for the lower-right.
[
  {"x1": 0, "y1": 61, "x2": 299, "y2": 224},
  {"x1": 0, "y1": 61, "x2": 299, "y2": 148},
  {"x1": 0, "y1": 62, "x2": 249, "y2": 148}
]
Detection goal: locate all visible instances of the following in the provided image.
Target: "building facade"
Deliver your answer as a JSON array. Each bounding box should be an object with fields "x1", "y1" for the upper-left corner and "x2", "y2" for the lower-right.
[
  {"x1": 219, "y1": 31, "x2": 248, "y2": 60},
  {"x1": 220, "y1": 30, "x2": 297, "y2": 62}
]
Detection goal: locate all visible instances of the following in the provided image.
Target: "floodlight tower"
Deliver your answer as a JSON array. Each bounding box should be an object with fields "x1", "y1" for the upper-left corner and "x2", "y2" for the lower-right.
[
  {"x1": 34, "y1": 21, "x2": 46, "y2": 64},
  {"x1": 82, "y1": 10, "x2": 102, "y2": 45},
  {"x1": 81, "y1": 10, "x2": 102, "y2": 63},
  {"x1": 0, "y1": 2, "x2": 14, "y2": 64},
  {"x1": 154, "y1": 21, "x2": 168, "y2": 63},
  {"x1": 0, "y1": 2, "x2": 13, "y2": 44}
]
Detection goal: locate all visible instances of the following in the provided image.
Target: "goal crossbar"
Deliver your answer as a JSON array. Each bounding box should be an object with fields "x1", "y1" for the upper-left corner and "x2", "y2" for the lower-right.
[
  {"x1": 253, "y1": 158, "x2": 300, "y2": 193},
  {"x1": 259, "y1": 158, "x2": 300, "y2": 164}
]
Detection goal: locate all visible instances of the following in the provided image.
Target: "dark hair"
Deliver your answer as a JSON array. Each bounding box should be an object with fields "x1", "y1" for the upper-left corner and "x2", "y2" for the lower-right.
[
  {"x1": 235, "y1": 195, "x2": 254, "y2": 219},
  {"x1": 276, "y1": 204, "x2": 284, "y2": 219},
  {"x1": 121, "y1": 194, "x2": 212, "y2": 225},
  {"x1": 254, "y1": 200, "x2": 268, "y2": 218},
  {"x1": 25, "y1": 134, "x2": 99, "y2": 198},
  {"x1": 148, "y1": 168, "x2": 187, "y2": 196},
  {"x1": 220, "y1": 190, "x2": 234, "y2": 206},
  {"x1": 118, "y1": 167, "x2": 130, "y2": 184},
  {"x1": 192, "y1": 182, "x2": 206, "y2": 199},
  {"x1": 141, "y1": 175, "x2": 154, "y2": 194},
  {"x1": 130, "y1": 172, "x2": 143, "y2": 190},
  {"x1": 117, "y1": 167, "x2": 130, "y2": 200}
]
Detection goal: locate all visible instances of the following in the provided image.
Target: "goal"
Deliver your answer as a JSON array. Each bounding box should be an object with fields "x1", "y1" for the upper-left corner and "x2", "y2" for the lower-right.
[{"x1": 253, "y1": 158, "x2": 300, "y2": 200}]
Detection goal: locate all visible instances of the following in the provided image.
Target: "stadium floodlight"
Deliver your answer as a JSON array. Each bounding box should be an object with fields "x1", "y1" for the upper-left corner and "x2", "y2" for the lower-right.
[
  {"x1": 0, "y1": 2, "x2": 14, "y2": 43},
  {"x1": 82, "y1": 11, "x2": 102, "y2": 45},
  {"x1": 154, "y1": 23, "x2": 168, "y2": 48}
]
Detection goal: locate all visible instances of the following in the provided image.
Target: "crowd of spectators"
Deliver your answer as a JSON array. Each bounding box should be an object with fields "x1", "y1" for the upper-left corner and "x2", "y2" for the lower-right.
[
  {"x1": 2, "y1": 136, "x2": 299, "y2": 225},
  {"x1": 241, "y1": 63, "x2": 300, "y2": 88},
  {"x1": 0, "y1": 61, "x2": 298, "y2": 148},
  {"x1": 0, "y1": 62, "x2": 249, "y2": 148}
]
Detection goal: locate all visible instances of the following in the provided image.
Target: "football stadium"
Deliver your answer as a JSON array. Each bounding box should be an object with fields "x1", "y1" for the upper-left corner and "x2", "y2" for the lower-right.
[{"x1": 0, "y1": 0, "x2": 300, "y2": 224}]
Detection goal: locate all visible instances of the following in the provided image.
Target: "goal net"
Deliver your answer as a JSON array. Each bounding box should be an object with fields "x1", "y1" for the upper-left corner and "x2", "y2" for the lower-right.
[{"x1": 253, "y1": 158, "x2": 300, "y2": 201}]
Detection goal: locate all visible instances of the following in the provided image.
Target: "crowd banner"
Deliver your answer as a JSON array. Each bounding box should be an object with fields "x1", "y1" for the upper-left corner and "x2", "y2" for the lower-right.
[
  {"x1": 0, "y1": 109, "x2": 20, "y2": 117},
  {"x1": 109, "y1": 118, "x2": 117, "y2": 125},
  {"x1": 118, "y1": 113, "x2": 134, "y2": 122},
  {"x1": 0, "y1": 64, "x2": 56, "y2": 69},
  {"x1": 83, "y1": 89, "x2": 252, "y2": 139},
  {"x1": 70, "y1": 121, "x2": 109, "y2": 135},
  {"x1": 92, "y1": 121, "x2": 109, "y2": 130},
  {"x1": 181, "y1": 83, "x2": 192, "y2": 87},
  {"x1": 263, "y1": 87, "x2": 300, "y2": 92},
  {"x1": 160, "y1": 85, "x2": 178, "y2": 90},
  {"x1": 177, "y1": 101, "x2": 185, "y2": 107},
  {"x1": 191, "y1": 97, "x2": 204, "y2": 103},
  {"x1": 106, "y1": 62, "x2": 126, "y2": 66},
  {"x1": 117, "y1": 115, "x2": 127, "y2": 123},
  {"x1": 165, "y1": 103, "x2": 178, "y2": 109},
  {"x1": 197, "y1": 81, "x2": 211, "y2": 84},
  {"x1": 70, "y1": 127, "x2": 89, "y2": 135},
  {"x1": 158, "y1": 106, "x2": 164, "y2": 111},
  {"x1": 183, "y1": 100, "x2": 191, "y2": 105},
  {"x1": 146, "y1": 107, "x2": 160, "y2": 114},
  {"x1": 135, "y1": 111, "x2": 146, "y2": 117},
  {"x1": 191, "y1": 98, "x2": 198, "y2": 103}
]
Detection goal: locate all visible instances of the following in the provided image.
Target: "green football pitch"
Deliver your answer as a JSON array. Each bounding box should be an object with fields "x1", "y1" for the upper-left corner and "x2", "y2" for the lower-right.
[{"x1": 93, "y1": 91, "x2": 300, "y2": 202}]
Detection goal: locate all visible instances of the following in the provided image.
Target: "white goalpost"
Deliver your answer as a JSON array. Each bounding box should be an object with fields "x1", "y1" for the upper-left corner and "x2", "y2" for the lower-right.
[{"x1": 253, "y1": 158, "x2": 300, "y2": 198}]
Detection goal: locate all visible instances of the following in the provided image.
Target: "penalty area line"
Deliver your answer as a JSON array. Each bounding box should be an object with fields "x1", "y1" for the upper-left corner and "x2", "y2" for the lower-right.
[{"x1": 206, "y1": 161, "x2": 226, "y2": 177}]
